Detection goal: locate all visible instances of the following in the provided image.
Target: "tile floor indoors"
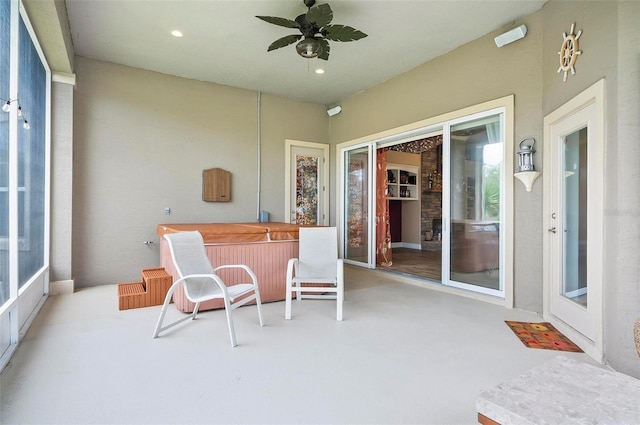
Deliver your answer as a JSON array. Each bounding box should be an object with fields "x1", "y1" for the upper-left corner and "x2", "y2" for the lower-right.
[{"x1": 0, "y1": 266, "x2": 594, "y2": 425}]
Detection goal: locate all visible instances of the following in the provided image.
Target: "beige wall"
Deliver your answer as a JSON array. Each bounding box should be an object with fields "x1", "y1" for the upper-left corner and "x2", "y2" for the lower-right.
[
  {"x1": 611, "y1": 0, "x2": 640, "y2": 378},
  {"x1": 50, "y1": 81, "x2": 74, "y2": 284},
  {"x1": 386, "y1": 151, "x2": 420, "y2": 166},
  {"x1": 542, "y1": 0, "x2": 639, "y2": 380},
  {"x1": 330, "y1": 11, "x2": 544, "y2": 312},
  {"x1": 386, "y1": 151, "x2": 421, "y2": 245},
  {"x1": 72, "y1": 57, "x2": 328, "y2": 287}
]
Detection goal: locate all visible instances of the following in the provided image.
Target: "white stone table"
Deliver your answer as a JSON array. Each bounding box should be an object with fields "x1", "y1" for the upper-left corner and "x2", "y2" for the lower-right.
[{"x1": 476, "y1": 356, "x2": 640, "y2": 424}]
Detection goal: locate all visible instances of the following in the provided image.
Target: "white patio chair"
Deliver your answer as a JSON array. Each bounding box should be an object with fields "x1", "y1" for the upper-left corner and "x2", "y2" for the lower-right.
[
  {"x1": 285, "y1": 226, "x2": 344, "y2": 321},
  {"x1": 152, "y1": 231, "x2": 264, "y2": 347}
]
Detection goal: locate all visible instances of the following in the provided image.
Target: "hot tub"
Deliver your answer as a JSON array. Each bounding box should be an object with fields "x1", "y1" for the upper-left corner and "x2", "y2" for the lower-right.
[{"x1": 157, "y1": 222, "x2": 301, "y2": 312}]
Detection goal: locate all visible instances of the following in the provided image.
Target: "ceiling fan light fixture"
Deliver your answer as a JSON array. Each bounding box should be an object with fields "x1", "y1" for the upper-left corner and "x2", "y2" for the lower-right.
[
  {"x1": 296, "y1": 37, "x2": 322, "y2": 58},
  {"x1": 257, "y1": 1, "x2": 366, "y2": 61}
]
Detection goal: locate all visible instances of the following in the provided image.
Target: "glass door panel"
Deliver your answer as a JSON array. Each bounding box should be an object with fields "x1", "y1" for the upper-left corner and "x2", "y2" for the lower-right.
[
  {"x1": 562, "y1": 127, "x2": 588, "y2": 306},
  {"x1": 291, "y1": 146, "x2": 323, "y2": 225},
  {"x1": 448, "y1": 114, "x2": 502, "y2": 294},
  {"x1": 344, "y1": 146, "x2": 372, "y2": 266}
]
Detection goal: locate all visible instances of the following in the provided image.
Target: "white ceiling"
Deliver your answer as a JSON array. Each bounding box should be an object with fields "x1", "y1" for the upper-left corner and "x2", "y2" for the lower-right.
[{"x1": 65, "y1": 0, "x2": 546, "y2": 106}]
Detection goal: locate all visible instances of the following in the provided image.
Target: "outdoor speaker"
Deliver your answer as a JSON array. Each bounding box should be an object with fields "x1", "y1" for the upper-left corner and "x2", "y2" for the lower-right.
[
  {"x1": 327, "y1": 105, "x2": 342, "y2": 117},
  {"x1": 494, "y1": 25, "x2": 527, "y2": 48}
]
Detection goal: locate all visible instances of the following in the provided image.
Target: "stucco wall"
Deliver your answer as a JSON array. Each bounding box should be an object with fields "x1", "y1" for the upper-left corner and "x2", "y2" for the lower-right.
[
  {"x1": 611, "y1": 0, "x2": 640, "y2": 378},
  {"x1": 72, "y1": 57, "x2": 328, "y2": 287},
  {"x1": 542, "y1": 0, "x2": 639, "y2": 379},
  {"x1": 50, "y1": 81, "x2": 74, "y2": 283},
  {"x1": 329, "y1": 11, "x2": 544, "y2": 312}
]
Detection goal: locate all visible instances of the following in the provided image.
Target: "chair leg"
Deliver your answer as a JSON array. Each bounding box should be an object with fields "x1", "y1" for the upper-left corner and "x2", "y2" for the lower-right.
[
  {"x1": 152, "y1": 294, "x2": 172, "y2": 338},
  {"x1": 222, "y1": 297, "x2": 238, "y2": 347},
  {"x1": 192, "y1": 302, "x2": 200, "y2": 320},
  {"x1": 285, "y1": 278, "x2": 293, "y2": 320},
  {"x1": 152, "y1": 282, "x2": 182, "y2": 338},
  {"x1": 337, "y1": 285, "x2": 344, "y2": 321},
  {"x1": 337, "y1": 260, "x2": 344, "y2": 321},
  {"x1": 254, "y1": 289, "x2": 265, "y2": 327}
]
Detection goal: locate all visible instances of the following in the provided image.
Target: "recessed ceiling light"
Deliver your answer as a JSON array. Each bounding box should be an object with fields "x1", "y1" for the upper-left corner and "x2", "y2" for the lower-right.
[
  {"x1": 171, "y1": 30, "x2": 183, "y2": 38},
  {"x1": 315, "y1": 68, "x2": 325, "y2": 74}
]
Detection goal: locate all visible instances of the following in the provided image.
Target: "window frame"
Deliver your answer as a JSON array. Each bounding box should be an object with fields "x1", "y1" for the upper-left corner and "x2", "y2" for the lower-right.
[{"x1": 0, "y1": 0, "x2": 51, "y2": 372}]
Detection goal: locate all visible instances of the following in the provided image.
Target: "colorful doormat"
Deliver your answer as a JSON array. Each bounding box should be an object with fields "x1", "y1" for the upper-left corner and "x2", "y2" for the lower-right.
[{"x1": 505, "y1": 321, "x2": 583, "y2": 352}]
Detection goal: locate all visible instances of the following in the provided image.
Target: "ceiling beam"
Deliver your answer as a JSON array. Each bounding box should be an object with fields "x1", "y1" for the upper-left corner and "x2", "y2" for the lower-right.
[{"x1": 22, "y1": 0, "x2": 74, "y2": 74}]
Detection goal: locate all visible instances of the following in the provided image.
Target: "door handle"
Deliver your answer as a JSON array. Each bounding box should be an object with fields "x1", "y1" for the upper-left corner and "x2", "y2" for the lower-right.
[{"x1": 548, "y1": 227, "x2": 557, "y2": 233}]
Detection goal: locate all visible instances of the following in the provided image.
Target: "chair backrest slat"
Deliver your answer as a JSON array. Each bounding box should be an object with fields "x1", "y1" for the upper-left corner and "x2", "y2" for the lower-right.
[
  {"x1": 297, "y1": 227, "x2": 338, "y2": 279},
  {"x1": 164, "y1": 231, "x2": 215, "y2": 278}
]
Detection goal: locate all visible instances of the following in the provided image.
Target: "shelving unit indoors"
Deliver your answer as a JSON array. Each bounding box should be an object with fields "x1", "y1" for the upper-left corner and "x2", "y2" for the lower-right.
[{"x1": 386, "y1": 163, "x2": 419, "y2": 200}]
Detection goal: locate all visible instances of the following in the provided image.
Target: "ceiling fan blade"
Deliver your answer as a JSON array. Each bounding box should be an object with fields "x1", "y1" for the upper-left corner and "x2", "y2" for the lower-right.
[
  {"x1": 256, "y1": 15, "x2": 300, "y2": 29},
  {"x1": 295, "y1": 13, "x2": 314, "y2": 37},
  {"x1": 323, "y1": 24, "x2": 367, "y2": 42},
  {"x1": 267, "y1": 34, "x2": 302, "y2": 52},
  {"x1": 306, "y1": 4, "x2": 333, "y2": 28},
  {"x1": 317, "y1": 38, "x2": 330, "y2": 60}
]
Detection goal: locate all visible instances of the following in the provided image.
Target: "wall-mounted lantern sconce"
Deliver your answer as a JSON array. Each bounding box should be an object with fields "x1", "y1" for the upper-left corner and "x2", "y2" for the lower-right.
[{"x1": 514, "y1": 137, "x2": 541, "y2": 192}]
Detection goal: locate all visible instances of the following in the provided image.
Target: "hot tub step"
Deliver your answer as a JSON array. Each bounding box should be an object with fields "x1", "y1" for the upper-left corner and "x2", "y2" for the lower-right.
[{"x1": 117, "y1": 268, "x2": 172, "y2": 310}]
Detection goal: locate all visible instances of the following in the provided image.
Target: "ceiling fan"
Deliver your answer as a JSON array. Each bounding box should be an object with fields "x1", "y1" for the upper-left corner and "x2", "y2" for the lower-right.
[{"x1": 256, "y1": 0, "x2": 367, "y2": 60}]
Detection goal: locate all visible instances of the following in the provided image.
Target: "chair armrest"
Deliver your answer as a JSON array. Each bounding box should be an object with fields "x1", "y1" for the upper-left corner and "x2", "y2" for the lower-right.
[
  {"x1": 175, "y1": 273, "x2": 229, "y2": 295},
  {"x1": 213, "y1": 264, "x2": 258, "y2": 285},
  {"x1": 286, "y1": 258, "x2": 299, "y2": 278}
]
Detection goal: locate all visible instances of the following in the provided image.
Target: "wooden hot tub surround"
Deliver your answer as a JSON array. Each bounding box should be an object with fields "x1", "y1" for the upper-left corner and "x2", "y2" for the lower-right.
[{"x1": 157, "y1": 222, "x2": 301, "y2": 313}]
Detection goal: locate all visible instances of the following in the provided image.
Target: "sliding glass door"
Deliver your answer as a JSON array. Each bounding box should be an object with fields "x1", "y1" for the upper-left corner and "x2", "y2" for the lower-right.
[
  {"x1": 445, "y1": 113, "x2": 504, "y2": 296},
  {"x1": 338, "y1": 98, "x2": 512, "y2": 302},
  {"x1": 342, "y1": 144, "x2": 374, "y2": 268}
]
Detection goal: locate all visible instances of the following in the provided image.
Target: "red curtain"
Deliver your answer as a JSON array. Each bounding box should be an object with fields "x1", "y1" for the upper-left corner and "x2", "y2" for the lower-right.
[{"x1": 376, "y1": 149, "x2": 393, "y2": 267}]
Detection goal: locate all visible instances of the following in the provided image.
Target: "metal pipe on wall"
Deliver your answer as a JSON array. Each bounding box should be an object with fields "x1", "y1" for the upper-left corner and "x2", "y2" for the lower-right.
[{"x1": 256, "y1": 91, "x2": 261, "y2": 222}]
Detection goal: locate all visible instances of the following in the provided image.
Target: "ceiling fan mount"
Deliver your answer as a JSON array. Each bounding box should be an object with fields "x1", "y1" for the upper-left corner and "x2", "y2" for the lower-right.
[{"x1": 256, "y1": 0, "x2": 367, "y2": 60}]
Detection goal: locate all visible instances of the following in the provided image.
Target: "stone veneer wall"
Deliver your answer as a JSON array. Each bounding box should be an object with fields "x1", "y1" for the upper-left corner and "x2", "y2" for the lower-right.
[{"x1": 421, "y1": 149, "x2": 442, "y2": 250}]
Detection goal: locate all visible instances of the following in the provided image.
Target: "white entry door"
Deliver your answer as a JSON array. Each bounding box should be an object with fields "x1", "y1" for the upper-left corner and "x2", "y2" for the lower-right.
[
  {"x1": 285, "y1": 140, "x2": 329, "y2": 225},
  {"x1": 543, "y1": 80, "x2": 604, "y2": 360}
]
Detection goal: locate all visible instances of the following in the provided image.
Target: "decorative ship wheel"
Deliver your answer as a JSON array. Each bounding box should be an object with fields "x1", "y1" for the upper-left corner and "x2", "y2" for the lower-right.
[{"x1": 557, "y1": 23, "x2": 582, "y2": 82}]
